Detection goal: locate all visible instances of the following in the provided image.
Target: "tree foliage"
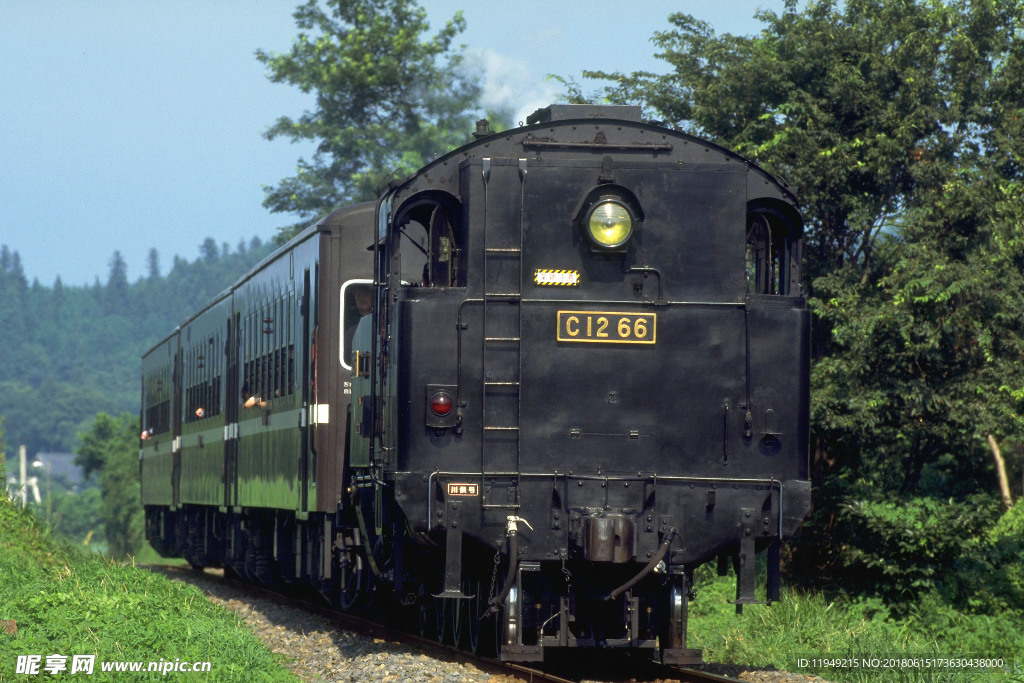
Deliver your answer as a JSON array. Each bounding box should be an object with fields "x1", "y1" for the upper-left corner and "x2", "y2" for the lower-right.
[
  {"x1": 0, "y1": 238, "x2": 274, "y2": 460},
  {"x1": 0, "y1": 240, "x2": 277, "y2": 554},
  {"x1": 570, "y1": 0, "x2": 1024, "y2": 601},
  {"x1": 573, "y1": 0, "x2": 1024, "y2": 486},
  {"x1": 582, "y1": 1, "x2": 1022, "y2": 282},
  {"x1": 812, "y1": 172, "x2": 1024, "y2": 496},
  {"x1": 76, "y1": 412, "x2": 141, "y2": 558},
  {"x1": 257, "y1": 0, "x2": 483, "y2": 240}
]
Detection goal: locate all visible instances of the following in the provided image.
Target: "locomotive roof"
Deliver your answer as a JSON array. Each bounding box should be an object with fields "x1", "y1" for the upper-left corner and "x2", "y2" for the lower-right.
[{"x1": 386, "y1": 104, "x2": 798, "y2": 209}]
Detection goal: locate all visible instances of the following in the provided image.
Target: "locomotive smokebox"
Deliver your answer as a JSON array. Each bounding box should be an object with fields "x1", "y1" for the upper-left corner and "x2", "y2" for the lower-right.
[{"x1": 579, "y1": 513, "x2": 635, "y2": 563}]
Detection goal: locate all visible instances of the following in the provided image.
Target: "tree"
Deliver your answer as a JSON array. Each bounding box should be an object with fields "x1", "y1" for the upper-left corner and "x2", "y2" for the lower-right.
[
  {"x1": 0, "y1": 415, "x2": 6, "y2": 479},
  {"x1": 257, "y1": 0, "x2": 483, "y2": 240},
  {"x1": 580, "y1": 2, "x2": 1020, "y2": 282},
  {"x1": 811, "y1": 172, "x2": 1024, "y2": 495},
  {"x1": 199, "y1": 237, "x2": 219, "y2": 262},
  {"x1": 569, "y1": 0, "x2": 1024, "y2": 598},
  {"x1": 0, "y1": 247, "x2": 31, "y2": 383},
  {"x1": 105, "y1": 250, "x2": 129, "y2": 314},
  {"x1": 146, "y1": 248, "x2": 160, "y2": 280},
  {"x1": 76, "y1": 413, "x2": 142, "y2": 558},
  {"x1": 572, "y1": 0, "x2": 1024, "y2": 480}
]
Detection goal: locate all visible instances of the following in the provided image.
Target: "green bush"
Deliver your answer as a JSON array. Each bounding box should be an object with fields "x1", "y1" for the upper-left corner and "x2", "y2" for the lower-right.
[
  {"x1": 838, "y1": 494, "x2": 1001, "y2": 607},
  {"x1": 977, "y1": 499, "x2": 1024, "y2": 612},
  {"x1": 790, "y1": 484, "x2": 1024, "y2": 619}
]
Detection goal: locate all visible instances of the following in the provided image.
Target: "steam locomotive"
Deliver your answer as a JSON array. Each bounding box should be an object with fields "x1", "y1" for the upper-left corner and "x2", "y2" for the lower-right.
[{"x1": 141, "y1": 104, "x2": 811, "y2": 663}]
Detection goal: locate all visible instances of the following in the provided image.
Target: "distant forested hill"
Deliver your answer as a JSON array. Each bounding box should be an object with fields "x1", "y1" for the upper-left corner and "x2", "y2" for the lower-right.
[{"x1": 0, "y1": 238, "x2": 276, "y2": 457}]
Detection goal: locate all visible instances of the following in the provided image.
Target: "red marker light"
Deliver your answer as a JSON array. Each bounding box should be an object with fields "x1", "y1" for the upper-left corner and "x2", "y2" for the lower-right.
[{"x1": 430, "y1": 393, "x2": 453, "y2": 416}]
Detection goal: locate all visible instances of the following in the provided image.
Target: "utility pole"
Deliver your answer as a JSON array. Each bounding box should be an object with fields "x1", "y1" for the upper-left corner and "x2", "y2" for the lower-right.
[{"x1": 19, "y1": 445, "x2": 27, "y2": 507}]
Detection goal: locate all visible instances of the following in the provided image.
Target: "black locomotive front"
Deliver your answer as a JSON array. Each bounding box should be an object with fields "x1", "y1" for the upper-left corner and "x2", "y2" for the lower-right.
[{"x1": 359, "y1": 105, "x2": 811, "y2": 662}]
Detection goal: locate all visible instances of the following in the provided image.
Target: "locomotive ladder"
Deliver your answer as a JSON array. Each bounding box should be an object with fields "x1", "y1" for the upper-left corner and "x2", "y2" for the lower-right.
[{"x1": 479, "y1": 158, "x2": 526, "y2": 505}]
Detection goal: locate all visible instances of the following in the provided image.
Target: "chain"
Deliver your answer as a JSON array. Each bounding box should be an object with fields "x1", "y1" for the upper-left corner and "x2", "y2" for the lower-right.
[{"x1": 488, "y1": 543, "x2": 502, "y2": 601}]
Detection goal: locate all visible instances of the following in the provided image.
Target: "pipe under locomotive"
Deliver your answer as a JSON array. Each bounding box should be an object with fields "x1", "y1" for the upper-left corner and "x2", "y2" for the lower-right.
[{"x1": 141, "y1": 104, "x2": 811, "y2": 663}]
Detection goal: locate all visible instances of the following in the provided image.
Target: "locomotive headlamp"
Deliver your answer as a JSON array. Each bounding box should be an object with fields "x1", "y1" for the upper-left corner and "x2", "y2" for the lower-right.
[{"x1": 586, "y1": 199, "x2": 635, "y2": 249}]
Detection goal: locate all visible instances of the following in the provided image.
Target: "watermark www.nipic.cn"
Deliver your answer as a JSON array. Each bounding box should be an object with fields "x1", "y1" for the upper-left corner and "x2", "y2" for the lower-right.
[{"x1": 15, "y1": 655, "x2": 212, "y2": 676}]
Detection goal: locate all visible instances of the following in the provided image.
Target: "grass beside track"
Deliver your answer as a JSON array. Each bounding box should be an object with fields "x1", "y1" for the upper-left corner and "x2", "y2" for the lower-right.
[
  {"x1": 5, "y1": 479, "x2": 1022, "y2": 682},
  {"x1": 0, "y1": 498, "x2": 297, "y2": 682},
  {"x1": 688, "y1": 565, "x2": 1024, "y2": 682}
]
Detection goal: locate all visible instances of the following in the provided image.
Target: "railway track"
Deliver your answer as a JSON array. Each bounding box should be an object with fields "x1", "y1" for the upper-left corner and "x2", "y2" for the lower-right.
[{"x1": 145, "y1": 564, "x2": 750, "y2": 683}]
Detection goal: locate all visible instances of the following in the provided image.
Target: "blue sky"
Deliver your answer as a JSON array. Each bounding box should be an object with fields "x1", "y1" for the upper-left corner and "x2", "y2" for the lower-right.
[{"x1": 0, "y1": 1, "x2": 782, "y2": 287}]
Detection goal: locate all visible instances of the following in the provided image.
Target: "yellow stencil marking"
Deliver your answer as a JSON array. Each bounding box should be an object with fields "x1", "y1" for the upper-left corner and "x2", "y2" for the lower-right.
[{"x1": 534, "y1": 269, "x2": 580, "y2": 286}]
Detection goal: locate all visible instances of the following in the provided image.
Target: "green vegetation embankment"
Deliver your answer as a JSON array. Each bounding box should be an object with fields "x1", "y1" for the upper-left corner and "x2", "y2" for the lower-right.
[
  {"x1": 687, "y1": 501, "x2": 1024, "y2": 683},
  {"x1": 0, "y1": 484, "x2": 297, "y2": 682}
]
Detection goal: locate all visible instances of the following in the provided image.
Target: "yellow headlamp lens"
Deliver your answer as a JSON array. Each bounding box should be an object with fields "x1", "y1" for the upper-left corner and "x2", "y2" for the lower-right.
[{"x1": 587, "y1": 200, "x2": 634, "y2": 248}]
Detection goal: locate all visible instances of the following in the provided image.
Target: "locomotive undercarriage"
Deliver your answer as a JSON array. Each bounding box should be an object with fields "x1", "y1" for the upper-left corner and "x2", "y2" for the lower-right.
[
  {"x1": 145, "y1": 504, "x2": 696, "y2": 662},
  {"x1": 413, "y1": 472, "x2": 808, "y2": 663},
  {"x1": 487, "y1": 558, "x2": 697, "y2": 663},
  {"x1": 145, "y1": 469, "x2": 805, "y2": 664}
]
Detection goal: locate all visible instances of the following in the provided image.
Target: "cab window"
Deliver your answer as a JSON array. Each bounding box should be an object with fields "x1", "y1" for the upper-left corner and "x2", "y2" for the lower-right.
[{"x1": 745, "y1": 206, "x2": 800, "y2": 296}]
